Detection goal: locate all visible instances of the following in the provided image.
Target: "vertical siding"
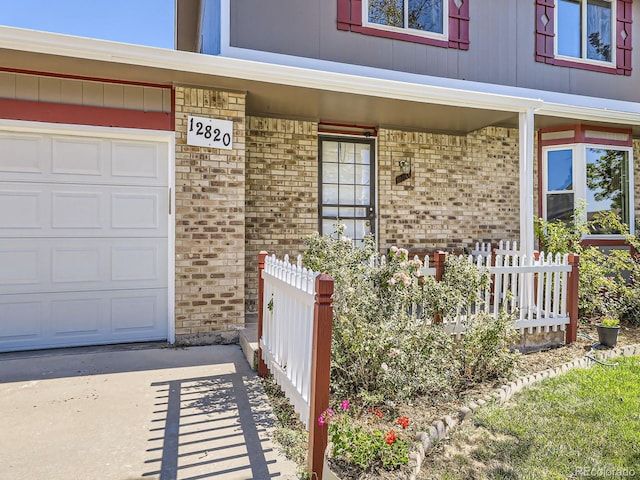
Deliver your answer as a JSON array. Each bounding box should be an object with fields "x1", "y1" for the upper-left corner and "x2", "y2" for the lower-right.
[
  {"x1": 103, "y1": 83, "x2": 125, "y2": 109},
  {"x1": 0, "y1": 72, "x2": 172, "y2": 112},
  {"x1": 38, "y1": 77, "x2": 62, "y2": 103},
  {"x1": 0, "y1": 72, "x2": 16, "y2": 98},
  {"x1": 14, "y1": 74, "x2": 39, "y2": 101},
  {"x1": 61, "y1": 79, "x2": 84, "y2": 104},
  {"x1": 229, "y1": 0, "x2": 639, "y2": 103}
]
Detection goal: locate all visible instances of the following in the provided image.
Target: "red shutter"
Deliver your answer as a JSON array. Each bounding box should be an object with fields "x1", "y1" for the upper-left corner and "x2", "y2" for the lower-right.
[
  {"x1": 449, "y1": 0, "x2": 470, "y2": 50},
  {"x1": 352, "y1": 0, "x2": 363, "y2": 25},
  {"x1": 337, "y1": 0, "x2": 351, "y2": 31},
  {"x1": 616, "y1": 0, "x2": 632, "y2": 75},
  {"x1": 337, "y1": 0, "x2": 362, "y2": 29},
  {"x1": 535, "y1": 0, "x2": 555, "y2": 63}
]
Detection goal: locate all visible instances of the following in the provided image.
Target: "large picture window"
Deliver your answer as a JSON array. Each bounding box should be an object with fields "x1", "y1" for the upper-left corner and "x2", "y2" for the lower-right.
[{"x1": 543, "y1": 145, "x2": 633, "y2": 235}]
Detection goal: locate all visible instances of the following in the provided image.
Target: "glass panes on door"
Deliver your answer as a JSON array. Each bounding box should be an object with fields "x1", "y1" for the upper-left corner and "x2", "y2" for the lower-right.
[{"x1": 320, "y1": 139, "x2": 375, "y2": 245}]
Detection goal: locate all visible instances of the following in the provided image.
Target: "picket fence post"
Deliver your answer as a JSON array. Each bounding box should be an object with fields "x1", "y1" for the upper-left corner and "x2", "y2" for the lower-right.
[
  {"x1": 433, "y1": 251, "x2": 446, "y2": 324},
  {"x1": 308, "y1": 274, "x2": 334, "y2": 480},
  {"x1": 565, "y1": 254, "x2": 579, "y2": 344},
  {"x1": 257, "y1": 251, "x2": 269, "y2": 377}
]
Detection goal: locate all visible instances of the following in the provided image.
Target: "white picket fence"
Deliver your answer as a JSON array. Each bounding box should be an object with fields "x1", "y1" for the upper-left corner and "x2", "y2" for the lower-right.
[
  {"x1": 260, "y1": 254, "x2": 317, "y2": 429},
  {"x1": 472, "y1": 240, "x2": 519, "y2": 258},
  {"x1": 415, "y1": 251, "x2": 573, "y2": 335}
]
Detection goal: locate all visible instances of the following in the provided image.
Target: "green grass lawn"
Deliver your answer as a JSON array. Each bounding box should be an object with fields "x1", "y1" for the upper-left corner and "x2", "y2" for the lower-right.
[{"x1": 422, "y1": 356, "x2": 640, "y2": 480}]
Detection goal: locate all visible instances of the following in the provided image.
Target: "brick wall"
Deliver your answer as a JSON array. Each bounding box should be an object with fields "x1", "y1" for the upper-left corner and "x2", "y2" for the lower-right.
[
  {"x1": 378, "y1": 126, "x2": 521, "y2": 253},
  {"x1": 174, "y1": 86, "x2": 246, "y2": 342},
  {"x1": 245, "y1": 117, "x2": 318, "y2": 315}
]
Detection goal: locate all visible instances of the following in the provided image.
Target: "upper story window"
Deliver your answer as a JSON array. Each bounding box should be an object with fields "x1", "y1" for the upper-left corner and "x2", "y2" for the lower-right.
[
  {"x1": 366, "y1": 0, "x2": 446, "y2": 38},
  {"x1": 337, "y1": 0, "x2": 469, "y2": 50},
  {"x1": 539, "y1": 125, "x2": 634, "y2": 236},
  {"x1": 557, "y1": 0, "x2": 613, "y2": 63},
  {"x1": 535, "y1": 0, "x2": 632, "y2": 75}
]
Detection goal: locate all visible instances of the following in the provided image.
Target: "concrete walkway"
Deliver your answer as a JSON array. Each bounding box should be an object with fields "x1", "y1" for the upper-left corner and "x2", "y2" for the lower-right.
[{"x1": 0, "y1": 344, "x2": 300, "y2": 480}]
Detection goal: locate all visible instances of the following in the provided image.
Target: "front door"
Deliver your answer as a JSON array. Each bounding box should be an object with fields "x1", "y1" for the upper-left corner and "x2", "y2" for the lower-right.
[{"x1": 319, "y1": 137, "x2": 375, "y2": 245}]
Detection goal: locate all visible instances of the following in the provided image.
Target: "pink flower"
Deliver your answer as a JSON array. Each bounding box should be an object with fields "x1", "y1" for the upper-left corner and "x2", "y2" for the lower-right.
[
  {"x1": 341, "y1": 399, "x2": 350, "y2": 411},
  {"x1": 381, "y1": 363, "x2": 389, "y2": 371},
  {"x1": 387, "y1": 278, "x2": 396, "y2": 286},
  {"x1": 389, "y1": 348, "x2": 400, "y2": 359},
  {"x1": 390, "y1": 246, "x2": 399, "y2": 253},
  {"x1": 317, "y1": 407, "x2": 335, "y2": 427}
]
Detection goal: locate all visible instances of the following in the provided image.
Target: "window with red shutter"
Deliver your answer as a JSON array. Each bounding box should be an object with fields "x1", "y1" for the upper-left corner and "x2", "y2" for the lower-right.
[
  {"x1": 337, "y1": 0, "x2": 469, "y2": 50},
  {"x1": 535, "y1": 0, "x2": 632, "y2": 75}
]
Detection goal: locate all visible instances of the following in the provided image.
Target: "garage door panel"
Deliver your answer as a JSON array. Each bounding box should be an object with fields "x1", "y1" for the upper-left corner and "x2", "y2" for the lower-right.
[
  {"x1": 0, "y1": 132, "x2": 167, "y2": 186},
  {"x1": 0, "y1": 289, "x2": 168, "y2": 351},
  {"x1": 0, "y1": 189, "x2": 42, "y2": 229},
  {"x1": 52, "y1": 248, "x2": 101, "y2": 283},
  {"x1": 111, "y1": 293, "x2": 162, "y2": 333},
  {"x1": 0, "y1": 183, "x2": 167, "y2": 237},
  {"x1": 52, "y1": 191, "x2": 103, "y2": 229},
  {"x1": 0, "y1": 248, "x2": 41, "y2": 286},
  {"x1": 111, "y1": 246, "x2": 159, "y2": 281},
  {"x1": 0, "y1": 133, "x2": 45, "y2": 174},
  {"x1": 0, "y1": 234, "x2": 167, "y2": 295},
  {"x1": 0, "y1": 300, "x2": 42, "y2": 341},
  {"x1": 111, "y1": 141, "x2": 163, "y2": 180},
  {"x1": 51, "y1": 298, "x2": 101, "y2": 335},
  {"x1": 51, "y1": 136, "x2": 102, "y2": 176},
  {"x1": 112, "y1": 193, "x2": 160, "y2": 230}
]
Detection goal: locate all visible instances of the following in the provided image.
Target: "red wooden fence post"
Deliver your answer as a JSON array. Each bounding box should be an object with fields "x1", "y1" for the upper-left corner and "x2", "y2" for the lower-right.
[
  {"x1": 257, "y1": 251, "x2": 269, "y2": 377},
  {"x1": 433, "y1": 251, "x2": 446, "y2": 324},
  {"x1": 566, "y1": 254, "x2": 579, "y2": 344},
  {"x1": 308, "y1": 274, "x2": 334, "y2": 480}
]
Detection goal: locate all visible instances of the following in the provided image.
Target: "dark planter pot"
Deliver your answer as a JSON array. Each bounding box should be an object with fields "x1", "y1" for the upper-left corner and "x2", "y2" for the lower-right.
[{"x1": 596, "y1": 324, "x2": 620, "y2": 348}]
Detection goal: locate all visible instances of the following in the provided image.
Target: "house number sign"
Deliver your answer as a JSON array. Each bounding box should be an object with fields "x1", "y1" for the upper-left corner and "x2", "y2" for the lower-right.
[{"x1": 187, "y1": 115, "x2": 233, "y2": 150}]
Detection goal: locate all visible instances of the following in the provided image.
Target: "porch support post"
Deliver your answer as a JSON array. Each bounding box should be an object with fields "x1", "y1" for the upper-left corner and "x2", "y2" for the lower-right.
[{"x1": 519, "y1": 108, "x2": 535, "y2": 256}]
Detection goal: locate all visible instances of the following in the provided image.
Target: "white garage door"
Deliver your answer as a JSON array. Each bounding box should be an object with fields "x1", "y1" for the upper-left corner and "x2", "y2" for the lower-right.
[{"x1": 0, "y1": 128, "x2": 169, "y2": 352}]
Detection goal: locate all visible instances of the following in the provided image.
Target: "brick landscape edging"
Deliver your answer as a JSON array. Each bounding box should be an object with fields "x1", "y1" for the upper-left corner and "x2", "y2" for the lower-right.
[{"x1": 407, "y1": 344, "x2": 640, "y2": 480}]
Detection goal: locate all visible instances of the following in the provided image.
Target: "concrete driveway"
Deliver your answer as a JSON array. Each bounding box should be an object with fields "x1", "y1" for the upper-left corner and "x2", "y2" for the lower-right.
[{"x1": 0, "y1": 344, "x2": 300, "y2": 480}]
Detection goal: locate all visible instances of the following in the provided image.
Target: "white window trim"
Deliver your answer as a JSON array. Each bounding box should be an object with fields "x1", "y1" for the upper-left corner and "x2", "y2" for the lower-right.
[
  {"x1": 554, "y1": 0, "x2": 616, "y2": 68},
  {"x1": 361, "y1": 0, "x2": 449, "y2": 42},
  {"x1": 542, "y1": 143, "x2": 635, "y2": 238}
]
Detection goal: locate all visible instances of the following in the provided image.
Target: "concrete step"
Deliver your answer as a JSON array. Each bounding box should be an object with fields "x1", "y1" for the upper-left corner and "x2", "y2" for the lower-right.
[{"x1": 239, "y1": 324, "x2": 258, "y2": 370}]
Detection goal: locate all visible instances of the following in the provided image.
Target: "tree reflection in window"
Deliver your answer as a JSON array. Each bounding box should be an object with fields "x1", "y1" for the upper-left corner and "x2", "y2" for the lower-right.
[
  {"x1": 368, "y1": 0, "x2": 443, "y2": 34},
  {"x1": 586, "y1": 148, "x2": 629, "y2": 233}
]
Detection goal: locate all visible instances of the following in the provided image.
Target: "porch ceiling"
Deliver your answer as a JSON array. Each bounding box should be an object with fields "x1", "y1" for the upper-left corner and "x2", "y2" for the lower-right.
[
  {"x1": 0, "y1": 47, "x2": 516, "y2": 134},
  {"x1": 1, "y1": 45, "x2": 639, "y2": 137}
]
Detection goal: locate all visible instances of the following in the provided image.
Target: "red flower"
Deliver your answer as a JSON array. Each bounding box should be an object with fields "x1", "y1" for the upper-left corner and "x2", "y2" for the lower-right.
[
  {"x1": 385, "y1": 429, "x2": 397, "y2": 445},
  {"x1": 369, "y1": 408, "x2": 384, "y2": 419},
  {"x1": 397, "y1": 416, "x2": 410, "y2": 430}
]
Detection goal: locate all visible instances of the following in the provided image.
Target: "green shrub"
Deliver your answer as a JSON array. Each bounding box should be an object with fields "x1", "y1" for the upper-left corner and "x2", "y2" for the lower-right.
[
  {"x1": 535, "y1": 206, "x2": 640, "y2": 320},
  {"x1": 456, "y1": 311, "x2": 520, "y2": 385},
  {"x1": 303, "y1": 224, "x2": 520, "y2": 404}
]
